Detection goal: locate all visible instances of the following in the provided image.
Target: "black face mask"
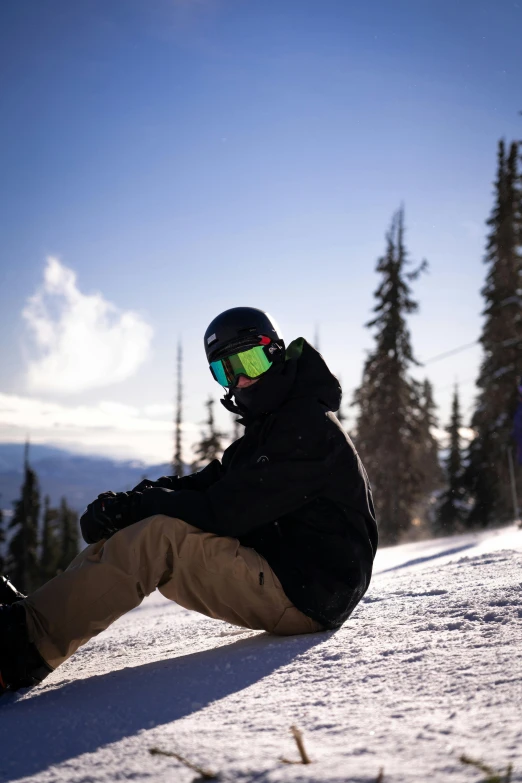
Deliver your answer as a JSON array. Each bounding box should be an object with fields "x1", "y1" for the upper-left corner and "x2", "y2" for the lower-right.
[{"x1": 232, "y1": 360, "x2": 297, "y2": 418}]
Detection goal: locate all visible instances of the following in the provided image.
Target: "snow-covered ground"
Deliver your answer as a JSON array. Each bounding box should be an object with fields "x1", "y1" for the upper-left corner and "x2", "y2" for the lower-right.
[{"x1": 2, "y1": 525, "x2": 522, "y2": 783}]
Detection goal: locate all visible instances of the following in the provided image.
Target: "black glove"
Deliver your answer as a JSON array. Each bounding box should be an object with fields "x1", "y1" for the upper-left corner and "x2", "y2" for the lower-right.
[
  {"x1": 131, "y1": 463, "x2": 222, "y2": 494},
  {"x1": 131, "y1": 476, "x2": 177, "y2": 492},
  {"x1": 80, "y1": 491, "x2": 143, "y2": 544}
]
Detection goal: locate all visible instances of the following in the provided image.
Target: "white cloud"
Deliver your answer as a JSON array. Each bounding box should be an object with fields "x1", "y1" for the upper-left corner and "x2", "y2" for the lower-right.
[
  {"x1": 0, "y1": 393, "x2": 198, "y2": 464},
  {"x1": 143, "y1": 403, "x2": 174, "y2": 418},
  {"x1": 23, "y1": 257, "x2": 154, "y2": 394}
]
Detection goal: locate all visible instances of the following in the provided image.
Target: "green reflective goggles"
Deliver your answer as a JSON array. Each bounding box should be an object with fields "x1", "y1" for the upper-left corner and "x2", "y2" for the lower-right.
[{"x1": 210, "y1": 344, "x2": 273, "y2": 388}]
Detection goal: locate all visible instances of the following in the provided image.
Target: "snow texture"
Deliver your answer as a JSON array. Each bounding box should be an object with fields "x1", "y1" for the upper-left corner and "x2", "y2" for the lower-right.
[{"x1": 1, "y1": 525, "x2": 521, "y2": 782}]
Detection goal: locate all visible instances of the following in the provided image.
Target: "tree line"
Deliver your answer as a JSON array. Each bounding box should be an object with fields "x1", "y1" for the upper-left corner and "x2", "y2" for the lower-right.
[
  {"x1": 176, "y1": 137, "x2": 522, "y2": 546},
  {"x1": 355, "y1": 137, "x2": 521, "y2": 544},
  {"x1": 0, "y1": 443, "x2": 79, "y2": 593}
]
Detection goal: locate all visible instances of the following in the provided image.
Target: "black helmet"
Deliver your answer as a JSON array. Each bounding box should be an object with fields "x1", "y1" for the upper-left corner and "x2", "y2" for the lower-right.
[{"x1": 204, "y1": 307, "x2": 284, "y2": 362}]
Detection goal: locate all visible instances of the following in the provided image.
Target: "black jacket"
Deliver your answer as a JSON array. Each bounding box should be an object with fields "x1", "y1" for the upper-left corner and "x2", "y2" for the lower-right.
[{"x1": 137, "y1": 338, "x2": 378, "y2": 629}]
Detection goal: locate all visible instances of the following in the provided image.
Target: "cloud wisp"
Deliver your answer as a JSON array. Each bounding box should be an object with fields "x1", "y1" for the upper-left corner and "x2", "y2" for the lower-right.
[
  {"x1": 23, "y1": 258, "x2": 154, "y2": 394},
  {"x1": 0, "y1": 393, "x2": 200, "y2": 463}
]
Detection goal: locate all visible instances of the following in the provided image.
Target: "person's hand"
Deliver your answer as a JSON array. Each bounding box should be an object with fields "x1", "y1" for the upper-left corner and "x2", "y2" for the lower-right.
[
  {"x1": 80, "y1": 491, "x2": 142, "y2": 544},
  {"x1": 131, "y1": 479, "x2": 156, "y2": 492},
  {"x1": 131, "y1": 476, "x2": 177, "y2": 492}
]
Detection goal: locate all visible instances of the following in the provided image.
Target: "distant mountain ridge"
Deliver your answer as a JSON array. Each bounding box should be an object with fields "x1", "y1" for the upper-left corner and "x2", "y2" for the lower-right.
[{"x1": 0, "y1": 443, "x2": 177, "y2": 514}]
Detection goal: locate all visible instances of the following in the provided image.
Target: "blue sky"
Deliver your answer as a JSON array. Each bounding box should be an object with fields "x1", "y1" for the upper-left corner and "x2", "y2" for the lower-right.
[{"x1": 0, "y1": 0, "x2": 521, "y2": 462}]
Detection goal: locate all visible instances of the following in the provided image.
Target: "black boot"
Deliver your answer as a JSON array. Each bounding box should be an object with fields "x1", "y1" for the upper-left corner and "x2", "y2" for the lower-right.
[
  {"x1": 0, "y1": 603, "x2": 53, "y2": 695},
  {"x1": 0, "y1": 575, "x2": 26, "y2": 606}
]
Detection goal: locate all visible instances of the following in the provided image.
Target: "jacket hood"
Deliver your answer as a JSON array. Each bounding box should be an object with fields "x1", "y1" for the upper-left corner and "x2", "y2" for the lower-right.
[
  {"x1": 287, "y1": 338, "x2": 342, "y2": 410},
  {"x1": 221, "y1": 337, "x2": 342, "y2": 421}
]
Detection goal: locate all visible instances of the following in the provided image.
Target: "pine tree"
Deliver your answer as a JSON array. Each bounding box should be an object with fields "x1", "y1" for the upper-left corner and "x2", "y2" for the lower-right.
[
  {"x1": 0, "y1": 499, "x2": 6, "y2": 573},
  {"x1": 354, "y1": 207, "x2": 427, "y2": 544},
  {"x1": 56, "y1": 498, "x2": 79, "y2": 573},
  {"x1": 7, "y1": 442, "x2": 41, "y2": 593},
  {"x1": 466, "y1": 140, "x2": 522, "y2": 525},
  {"x1": 193, "y1": 397, "x2": 225, "y2": 470},
  {"x1": 40, "y1": 495, "x2": 61, "y2": 582},
  {"x1": 436, "y1": 385, "x2": 468, "y2": 534},
  {"x1": 419, "y1": 380, "x2": 443, "y2": 483},
  {"x1": 173, "y1": 339, "x2": 184, "y2": 477},
  {"x1": 414, "y1": 379, "x2": 444, "y2": 527}
]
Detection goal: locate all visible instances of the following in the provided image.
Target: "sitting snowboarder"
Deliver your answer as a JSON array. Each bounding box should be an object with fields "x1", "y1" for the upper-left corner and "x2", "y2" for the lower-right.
[{"x1": 0, "y1": 307, "x2": 377, "y2": 695}]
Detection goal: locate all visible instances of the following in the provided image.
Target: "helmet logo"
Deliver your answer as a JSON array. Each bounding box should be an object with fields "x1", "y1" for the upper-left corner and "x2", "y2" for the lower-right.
[{"x1": 207, "y1": 333, "x2": 217, "y2": 345}]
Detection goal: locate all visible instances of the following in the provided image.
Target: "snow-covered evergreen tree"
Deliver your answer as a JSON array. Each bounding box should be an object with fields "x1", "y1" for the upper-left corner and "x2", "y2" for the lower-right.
[
  {"x1": 354, "y1": 207, "x2": 428, "y2": 544},
  {"x1": 7, "y1": 442, "x2": 41, "y2": 593},
  {"x1": 465, "y1": 140, "x2": 522, "y2": 525},
  {"x1": 40, "y1": 495, "x2": 61, "y2": 582},
  {"x1": 56, "y1": 498, "x2": 79, "y2": 573},
  {"x1": 173, "y1": 339, "x2": 184, "y2": 477},
  {"x1": 436, "y1": 385, "x2": 468, "y2": 534},
  {"x1": 0, "y1": 501, "x2": 5, "y2": 573},
  {"x1": 192, "y1": 397, "x2": 225, "y2": 471},
  {"x1": 414, "y1": 379, "x2": 444, "y2": 527}
]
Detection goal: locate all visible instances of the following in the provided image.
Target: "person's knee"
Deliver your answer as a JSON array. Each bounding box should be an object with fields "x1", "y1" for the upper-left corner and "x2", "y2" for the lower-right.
[
  {"x1": 64, "y1": 540, "x2": 105, "y2": 572},
  {"x1": 102, "y1": 514, "x2": 167, "y2": 555},
  {"x1": 98, "y1": 514, "x2": 189, "y2": 586}
]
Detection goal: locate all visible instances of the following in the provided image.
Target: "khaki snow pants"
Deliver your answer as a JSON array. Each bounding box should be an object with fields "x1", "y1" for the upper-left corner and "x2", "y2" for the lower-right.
[{"x1": 22, "y1": 514, "x2": 322, "y2": 670}]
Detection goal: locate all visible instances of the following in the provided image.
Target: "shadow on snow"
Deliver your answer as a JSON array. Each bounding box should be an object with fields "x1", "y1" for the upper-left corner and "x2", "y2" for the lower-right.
[
  {"x1": 0, "y1": 631, "x2": 326, "y2": 781},
  {"x1": 375, "y1": 542, "x2": 477, "y2": 575}
]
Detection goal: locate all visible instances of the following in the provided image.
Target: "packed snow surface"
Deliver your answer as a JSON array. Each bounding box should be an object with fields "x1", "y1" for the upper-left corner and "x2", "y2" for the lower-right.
[{"x1": 2, "y1": 525, "x2": 522, "y2": 782}]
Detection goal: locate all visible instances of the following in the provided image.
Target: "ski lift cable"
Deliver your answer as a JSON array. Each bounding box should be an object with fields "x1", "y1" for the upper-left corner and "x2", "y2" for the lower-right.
[
  {"x1": 339, "y1": 335, "x2": 520, "y2": 402},
  {"x1": 421, "y1": 341, "x2": 479, "y2": 365},
  {"x1": 421, "y1": 335, "x2": 522, "y2": 365}
]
